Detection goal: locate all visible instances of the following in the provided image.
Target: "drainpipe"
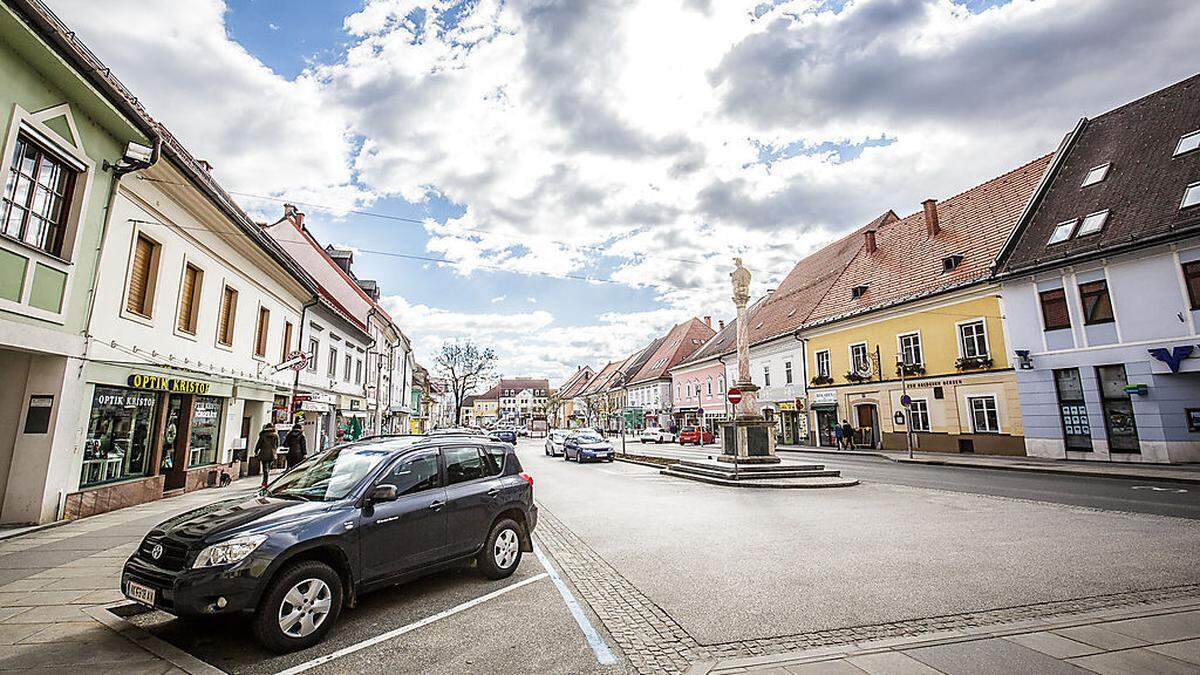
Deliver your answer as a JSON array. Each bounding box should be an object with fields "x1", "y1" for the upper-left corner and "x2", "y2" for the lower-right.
[
  {"x1": 794, "y1": 330, "x2": 809, "y2": 446},
  {"x1": 290, "y1": 297, "x2": 320, "y2": 426}
]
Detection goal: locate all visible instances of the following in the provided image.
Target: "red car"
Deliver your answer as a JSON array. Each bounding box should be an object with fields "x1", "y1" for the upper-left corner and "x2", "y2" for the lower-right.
[{"x1": 678, "y1": 427, "x2": 714, "y2": 445}]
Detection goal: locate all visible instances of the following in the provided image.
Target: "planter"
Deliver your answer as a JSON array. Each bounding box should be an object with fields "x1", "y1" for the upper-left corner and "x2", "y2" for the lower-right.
[{"x1": 955, "y1": 356, "x2": 993, "y2": 371}]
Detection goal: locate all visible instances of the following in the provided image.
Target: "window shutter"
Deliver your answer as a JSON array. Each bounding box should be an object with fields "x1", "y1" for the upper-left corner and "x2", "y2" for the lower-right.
[
  {"x1": 127, "y1": 235, "x2": 153, "y2": 316},
  {"x1": 255, "y1": 307, "x2": 269, "y2": 356},
  {"x1": 218, "y1": 286, "x2": 237, "y2": 345},
  {"x1": 177, "y1": 265, "x2": 198, "y2": 332}
]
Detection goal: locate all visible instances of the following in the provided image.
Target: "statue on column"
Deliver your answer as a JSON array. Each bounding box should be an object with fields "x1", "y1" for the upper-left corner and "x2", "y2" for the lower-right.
[{"x1": 731, "y1": 257, "x2": 751, "y2": 307}]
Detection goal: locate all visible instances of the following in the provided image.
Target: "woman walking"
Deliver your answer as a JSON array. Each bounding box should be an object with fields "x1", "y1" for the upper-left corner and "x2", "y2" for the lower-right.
[
  {"x1": 254, "y1": 423, "x2": 279, "y2": 487},
  {"x1": 283, "y1": 423, "x2": 307, "y2": 469}
]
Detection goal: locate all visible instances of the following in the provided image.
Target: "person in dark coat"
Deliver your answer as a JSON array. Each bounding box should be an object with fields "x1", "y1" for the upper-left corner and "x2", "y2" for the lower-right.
[
  {"x1": 283, "y1": 423, "x2": 307, "y2": 469},
  {"x1": 254, "y1": 423, "x2": 279, "y2": 487},
  {"x1": 840, "y1": 420, "x2": 855, "y2": 449}
]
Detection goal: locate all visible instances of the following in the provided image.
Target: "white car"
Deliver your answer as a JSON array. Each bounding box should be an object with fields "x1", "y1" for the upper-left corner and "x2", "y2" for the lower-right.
[
  {"x1": 545, "y1": 429, "x2": 569, "y2": 456},
  {"x1": 639, "y1": 428, "x2": 674, "y2": 443}
]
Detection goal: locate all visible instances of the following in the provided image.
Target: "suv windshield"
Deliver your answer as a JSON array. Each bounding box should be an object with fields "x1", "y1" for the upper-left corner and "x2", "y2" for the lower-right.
[{"x1": 268, "y1": 440, "x2": 417, "y2": 501}]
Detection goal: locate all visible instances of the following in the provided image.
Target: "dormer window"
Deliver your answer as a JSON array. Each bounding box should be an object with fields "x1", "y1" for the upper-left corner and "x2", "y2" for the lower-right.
[
  {"x1": 942, "y1": 254, "x2": 964, "y2": 273},
  {"x1": 1183, "y1": 181, "x2": 1200, "y2": 210},
  {"x1": 1080, "y1": 163, "x2": 1110, "y2": 187},
  {"x1": 851, "y1": 284, "x2": 868, "y2": 300},
  {"x1": 1077, "y1": 209, "x2": 1109, "y2": 237},
  {"x1": 1175, "y1": 130, "x2": 1200, "y2": 157},
  {"x1": 1048, "y1": 219, "x2": 1077, "y2": 245}
]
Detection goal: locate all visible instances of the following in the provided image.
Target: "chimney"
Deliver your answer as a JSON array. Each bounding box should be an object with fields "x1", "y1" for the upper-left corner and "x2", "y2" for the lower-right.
[
  {"x1": 718, "y1": 320, "x2": 726, "y2": 330},
  {"x1": 197, "y1": 159, "x2": 214, "y2": 173},
  {"x1": 283, "y1": 203, "x2": 305, "y2": 229},
  {"x1": 864, "y1": 229, "x2": 877, "y2": 254},
  {"x1": 923, "y1": 199, "x2": 940, "y2": 237},
  {"x1": 703, "y1": 316, "x2": 712, "y2": 328}
]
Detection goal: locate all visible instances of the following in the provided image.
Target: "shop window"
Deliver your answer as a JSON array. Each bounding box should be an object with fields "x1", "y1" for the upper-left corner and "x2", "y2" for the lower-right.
[
  {"x1": 1096, "y1": 364, "x2": 1140, "y2": 453},
  {"x1": 1053, "y1": 368, "x2": 1092, "y2": 451},
  {"x1": 909, "y1": 399, "x2": 930, "y2": 432},
  {"x1": 81, "y1": 386, "x2": 157, "y2": 487},
  {"x1": 1039, "y1": 288, "x2": 1071, "y2": 331},
  {"x1": 254, "y1": 306, "x2": 270, "y2": 357},
  {"x1": 968, "y1": 396, "x2": 999, "y2": 433},
  {"x1": 281, "y1": 321, "x2": 293, "y2": 361},
  {"x1": 1184, "y1": 261, "x2": 1200, "y2": 310},
  {"x1": 1078, "y1": 280, "x2": 1114, "y2": 325},
  {"x1": 217, "y1": 285, "x2": 238, "y2": 346},
  {"x1": 187, "y1": 396, "x2": 223, "y2": 467},
  {"x1": 1, "y1": 134, "x2": 77, "y2": 257},
  {"x1": 126, "y1": 234, "x2": 160, "y2": 318},
  {"x1": 958, "y1": 321, "x2": 988, "y2": 358},
  {"x1": 176, "y1": 263, "x2": 202, "y2": 334}
]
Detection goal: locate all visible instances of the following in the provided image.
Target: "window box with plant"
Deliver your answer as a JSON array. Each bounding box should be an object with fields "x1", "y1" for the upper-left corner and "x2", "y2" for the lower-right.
[
  {"x1": 895, "y1": 363, "x2": 925, "y2": 377},
  {"x1": 810, "y1": 374, "x2": 834, "y2": 386},
  {"x1": 844, "y1": 371, "x2": 871, "y2": 383},
  {"x1": 955, "y1": 355, "x2": 993, "y2": 371}
]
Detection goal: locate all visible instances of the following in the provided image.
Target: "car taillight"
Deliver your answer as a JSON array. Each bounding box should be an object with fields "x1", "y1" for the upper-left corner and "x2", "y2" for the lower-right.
[{"x1": 519, "y1": 473, "x2": 534, "y2": 488}]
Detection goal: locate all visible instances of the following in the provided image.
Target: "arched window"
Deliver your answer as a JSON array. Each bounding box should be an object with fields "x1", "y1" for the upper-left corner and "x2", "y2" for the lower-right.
[
  {"x1": 706, "y1": 377, "x2": 713, "y2": 396},
  {"x1": 717, "y1": 376, "x2": 725, "y2": 394}
]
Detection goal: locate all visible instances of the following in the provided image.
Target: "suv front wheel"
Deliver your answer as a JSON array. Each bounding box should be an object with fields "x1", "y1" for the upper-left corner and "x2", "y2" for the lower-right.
[
  {"x1": 253, "y1": 560, "x2": 344, "y2": 653},
  {"x1": 477, "y1": 518, "x2": 522, "y2": 580}
]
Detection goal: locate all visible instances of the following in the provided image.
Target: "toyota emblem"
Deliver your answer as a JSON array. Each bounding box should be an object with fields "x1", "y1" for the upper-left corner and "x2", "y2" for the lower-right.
[{"x1": 150, "y1": 544, "x2": 163, "y2": 560}]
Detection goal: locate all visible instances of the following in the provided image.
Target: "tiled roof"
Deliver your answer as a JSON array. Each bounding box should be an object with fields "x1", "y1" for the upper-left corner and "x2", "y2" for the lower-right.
[
  {"x1": 578, "y1": 361, "x2": 621, "y2": 397},
  {"x1": 806, "y1": 154, "x2": 1052, "y2": 325},
  {"x1": 499, "y1": 378, "x2": 550, "y2": 394},
  {"x1": 629, "y1": 318, "x2": 716, "y2": 384},
  {"x1": 995, "y1": 74, "x2": 1200, "y2": 276},
  {"x1": 476, "y1": 384, "x2": 501, "y2": 401},
  {"x1": 556, "y1": 367, "x2": 595, "y2": 399}
]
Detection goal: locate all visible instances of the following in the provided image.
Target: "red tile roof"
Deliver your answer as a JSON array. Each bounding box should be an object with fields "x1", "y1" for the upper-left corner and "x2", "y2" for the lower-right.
[
  {"x1": 629, "y1": 318, "x2": 716, "y2": 385},
  {"x1": 556, "y1": 367, "x2": 595, "y2": 399},
  {"x1": 578, "y1": 361, "x2": 622, "y2": 397}
]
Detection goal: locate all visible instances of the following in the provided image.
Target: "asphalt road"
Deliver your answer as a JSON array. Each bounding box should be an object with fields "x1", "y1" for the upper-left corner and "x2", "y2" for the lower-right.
[{"x1": 622, "y1": 440, "x2": 1200, "y2": 519}]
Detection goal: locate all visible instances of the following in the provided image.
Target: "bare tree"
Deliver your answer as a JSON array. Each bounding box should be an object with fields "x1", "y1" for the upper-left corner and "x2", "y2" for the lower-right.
[
  {"x1": 544, "y1": 390, "x2": 565, "y2": 427},
  {"x1": 436, "y1": 341, "x2": 497, "y2": 426}
]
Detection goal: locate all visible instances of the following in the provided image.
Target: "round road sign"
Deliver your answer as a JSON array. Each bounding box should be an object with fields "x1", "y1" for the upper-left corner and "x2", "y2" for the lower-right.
[
  {"x1": 900, "y1": 394, "x2": 912, "y2": 407},
  {"x1": 286, "y1": 350, "x2": 309, "y2": 371},
  {"x1": 727, "y1": 388, "x2": 742, "y2": 405}
]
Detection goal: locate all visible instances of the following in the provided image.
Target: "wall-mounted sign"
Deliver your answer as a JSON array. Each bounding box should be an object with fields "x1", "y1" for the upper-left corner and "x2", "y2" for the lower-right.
[
  {"x1": 1188, "y1": 409, "x2": 1200, "y2": 433},
  {"x1": 778, "y1": 401, "x2": 797, "y2": 411},
  {"x1": 810, "y1": 390, "x2": 838, "y2": 406},
  {"x1": 894, "y1": 410, "x2": 906, "y2": 426},
  {"x1": 23, "y1": 395, "x2": 53, "y2": 434},
  {"x1": 1148, "y1": 345, "x2": 1195, "y2": 373},
  {"x1": 127, "y1": 373, "x2": 210, "y2": 394}
]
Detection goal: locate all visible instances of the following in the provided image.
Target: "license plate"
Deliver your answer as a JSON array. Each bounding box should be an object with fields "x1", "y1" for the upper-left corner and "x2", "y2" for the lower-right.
[{"x1": 126, "y1": 580, "x2": 155, "y2": 606}]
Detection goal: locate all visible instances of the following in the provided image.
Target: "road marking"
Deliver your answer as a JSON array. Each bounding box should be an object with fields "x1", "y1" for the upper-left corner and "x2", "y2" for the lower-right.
[
  {"x1": 274, "y1": 572, "x2": 549, "y2": 675},
  {"x1": 534, "y1": 543, "x2": 619, "y2": 665},
  {"x1": 1132, "y1": 485, "x2": 1188, "y2": 493}
]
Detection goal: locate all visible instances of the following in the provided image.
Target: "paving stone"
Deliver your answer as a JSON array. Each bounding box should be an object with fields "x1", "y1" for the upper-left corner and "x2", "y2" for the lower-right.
[
  {"x1": 845, "y1": 651, "x2": 942, "y2": 674},
  {"x1": 782, "y1": 660, "x2": 867, "y2": 674},
  {"x1": 1069, "y1": 647, "x2": 1200, "y2": 675},
  {"x1": 1052, "y1": 624, "x2": 1150, "y2": 651},
  {"x1": 1147, "y1": 638, "x2": 1200, "y2": 666},
  {"x1": 0, "y1": 605, "x2": 92, "y2": 624},
  {"x1": 904, "y1": 638, "x2": 1090, "y2": 675},
  {"x1": 1099, "y1": 610, "x2": 1200, "y2": 643},
  {"x1": 1004, "y1": 631, "x2": 1101, "y2": 659}
]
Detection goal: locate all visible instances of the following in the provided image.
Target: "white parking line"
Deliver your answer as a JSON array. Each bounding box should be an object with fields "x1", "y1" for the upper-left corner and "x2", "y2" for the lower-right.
[
  {"x1": 274, "y1": 572, "x2": 549, "y2": 675},
  {"x1": 533, "y1": 543, "x2": 619, "y2": 665}
]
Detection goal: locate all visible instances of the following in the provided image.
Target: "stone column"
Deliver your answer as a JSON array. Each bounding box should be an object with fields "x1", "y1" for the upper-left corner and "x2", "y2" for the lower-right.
[{"x1": 719, "y1": 258, "x2": 777, "y2": 463}]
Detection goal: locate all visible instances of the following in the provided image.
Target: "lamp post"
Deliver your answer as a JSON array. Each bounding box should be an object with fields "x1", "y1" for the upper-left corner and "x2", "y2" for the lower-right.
[{"x1": 897, "y1": 352, "x2": 915, "y2": 460}]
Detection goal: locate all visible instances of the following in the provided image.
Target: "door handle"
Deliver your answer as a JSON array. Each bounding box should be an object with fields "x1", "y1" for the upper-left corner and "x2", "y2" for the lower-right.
[
  {"x1": 486, "y1": 487, "x2": 501, "y2": 497},
  {"x1": 428, "y1": 500, "x2": 445, "y2": 510}
]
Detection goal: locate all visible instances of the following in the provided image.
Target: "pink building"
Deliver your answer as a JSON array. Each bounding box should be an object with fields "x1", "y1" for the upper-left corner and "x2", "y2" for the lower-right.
[{"x1": 669, "y1": 357, "x2": 730, "y2": 434}]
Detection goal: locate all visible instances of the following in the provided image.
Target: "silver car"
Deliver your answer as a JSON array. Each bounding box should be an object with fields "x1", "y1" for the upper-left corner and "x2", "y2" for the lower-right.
[{"x1": 544, "y1": 429, "x2": 568, "y2": 456}]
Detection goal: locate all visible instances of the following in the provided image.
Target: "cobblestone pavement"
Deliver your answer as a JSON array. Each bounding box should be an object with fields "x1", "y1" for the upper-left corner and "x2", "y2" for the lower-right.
[{"x1": 536, "y1": 507, "x2": 1200, "y2": 674}]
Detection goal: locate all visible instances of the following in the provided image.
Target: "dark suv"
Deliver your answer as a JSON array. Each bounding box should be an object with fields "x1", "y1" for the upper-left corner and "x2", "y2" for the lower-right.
[{"x1": 121, "y1": 435, "x2": 536, "y2": 653}]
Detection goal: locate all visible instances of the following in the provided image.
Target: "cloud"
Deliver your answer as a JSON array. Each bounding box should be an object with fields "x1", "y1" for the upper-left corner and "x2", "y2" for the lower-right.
[{"x1": 490, "y1": 295, "x2": 506, "y2": 303}]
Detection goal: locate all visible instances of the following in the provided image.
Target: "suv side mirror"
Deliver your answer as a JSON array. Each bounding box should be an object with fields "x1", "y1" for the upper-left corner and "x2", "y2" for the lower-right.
[{"x1": 370, "y1": 484, "x2": 398, "y2": 503}]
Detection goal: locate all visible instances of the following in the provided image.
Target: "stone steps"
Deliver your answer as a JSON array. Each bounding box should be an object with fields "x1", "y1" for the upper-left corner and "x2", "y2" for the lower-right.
[
  {"x1": 659, "y1": 457, "x2": 858, "y2": 489},
  {"x1": 669, "y1": 462, "x2": 842, "y2": 481},
  {"x1": 659, "y1": 466, "x2": 859, "y2": 489}
]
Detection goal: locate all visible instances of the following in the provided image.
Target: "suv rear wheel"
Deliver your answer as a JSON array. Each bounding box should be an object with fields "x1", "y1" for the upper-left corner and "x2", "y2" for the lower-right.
[
  {"x1": 477, "y1": 518, "x2": 522, "y2": 580},
  {"x1": 253, "y1": 560, "x2": 343, "y2": 653}
]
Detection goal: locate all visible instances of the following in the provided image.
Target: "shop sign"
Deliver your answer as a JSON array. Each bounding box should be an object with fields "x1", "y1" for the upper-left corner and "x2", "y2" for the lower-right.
[
  {"x1": 96, "y1": 389, "x2": 158, "y2": 408},
  {"x1": 127, "y1": 373, "x2": 210, "y2": 395},
  {"x1": 778, "y1": 401, "x2": 797, "y2": 411},
  {"x1": 1148, "y1": 345, "x2": 1195, "y2": 373},
  {"x1": 810, "y1": 390, "x2": 838, "y2": 406}
]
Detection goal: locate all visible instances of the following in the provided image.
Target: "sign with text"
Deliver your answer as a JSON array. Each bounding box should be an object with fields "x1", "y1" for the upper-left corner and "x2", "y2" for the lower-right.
[{"x1": 127, "y1": 373, "x2": 210, "y2": 395}]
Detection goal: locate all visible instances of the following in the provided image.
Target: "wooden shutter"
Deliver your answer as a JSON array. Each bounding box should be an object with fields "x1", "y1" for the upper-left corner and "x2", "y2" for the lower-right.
[
  {"x1": 281, "y1": 322, "x2": 293, "y2": 361},
  {"x1": 255, "y1": 307, "x2": 270, "y2": 356},
  {"x1": 177, "y1": 265, "x2": 199, "y2": 333},
  {"x1": 218, "y1": 286, "x2": 237, "y2": 345},
  {"x1": 126, "y1": 235, "x2": 154, "y2": 316}
]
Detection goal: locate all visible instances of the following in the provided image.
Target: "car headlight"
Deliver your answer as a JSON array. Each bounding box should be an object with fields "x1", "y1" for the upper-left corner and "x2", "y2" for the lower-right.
[{"x1": 193, "y1": 534, "x2": 268, "y2": 569}]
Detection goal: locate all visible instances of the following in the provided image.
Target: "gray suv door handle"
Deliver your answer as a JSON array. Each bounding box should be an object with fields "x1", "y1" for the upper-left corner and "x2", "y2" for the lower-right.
[
  {"x1": 486, "y1": 487, "x2": 501, "y2": 497},
  {"x1": 428, "y1": 500, "x2": 445, "y2": 510}
]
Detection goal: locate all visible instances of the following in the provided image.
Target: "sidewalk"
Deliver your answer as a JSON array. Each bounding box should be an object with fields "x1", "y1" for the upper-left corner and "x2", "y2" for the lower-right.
[
  {"x1": 688, "y1": 593, "x2": 1200, "y2": 674},
  {"x1": 777, "y1": 445, "x2": 1200, "y2": 484},
  {"x1": 0, "y1": 478, "x2": 259, "y2": 674}
]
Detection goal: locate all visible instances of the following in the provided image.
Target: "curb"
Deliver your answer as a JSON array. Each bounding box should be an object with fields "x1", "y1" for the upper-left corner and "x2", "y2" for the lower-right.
[
  {"x1": 88, "y1": 603, "x2": 226, "y2": 675},
  {"x1": 0, "y1": 518, "x2": 71, "y2": 541},
  {"x1": 615, "y1": 456, "x2": 676, "y2": 469},
  {"x1": 777, "y1": 447, "x2": 1200, "y2": 485}
]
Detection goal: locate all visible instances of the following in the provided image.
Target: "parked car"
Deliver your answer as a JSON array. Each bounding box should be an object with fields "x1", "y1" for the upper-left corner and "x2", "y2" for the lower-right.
[
  {"x1": 639, "y1": 428, "x2": 674, "y2": 443},
  {"x1": 490, "y1": 429, "x2": 518, "y2": 445},
  {"x1": 545, "y1": 429, "x2": 569, "y2": 456},
  {"x1": 678, "y1": 427, "x2": 714, "y2": 445},
  {"x1": 563, "y1": 430, "x2": 615, "y2": 462},
  {"x1": 121, "y1": 437, "x2": 536, "y2": 653}
]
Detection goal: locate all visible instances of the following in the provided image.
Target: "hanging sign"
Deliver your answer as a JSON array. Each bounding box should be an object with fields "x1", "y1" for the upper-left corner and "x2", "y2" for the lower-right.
[{"x1": 127, "y1": 373, "x2": 210, "y2": 394}]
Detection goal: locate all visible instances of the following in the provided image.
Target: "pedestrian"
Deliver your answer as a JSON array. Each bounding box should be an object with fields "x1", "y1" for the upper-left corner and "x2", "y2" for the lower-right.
[
  {"x1": 833, "y1": 422, "x2": 844, "y2": 449},
  {"x1": 255, "y1": 423, "x2": 279, "y2": 488},
  {"x1": 283, "y1": 423, "x2": 306, "y2": 469},
  {"x1": 840, "y1": 420, "x2": 855, "y2": 450}
]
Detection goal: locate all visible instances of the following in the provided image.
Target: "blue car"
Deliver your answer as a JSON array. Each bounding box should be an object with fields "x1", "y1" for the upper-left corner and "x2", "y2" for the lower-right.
[
  {"x1": 563, "y1": 430, "x2": 614, "y2": 463},
  {"x1": 490, "y1": 429, "x2": 518, "y2": 445}
]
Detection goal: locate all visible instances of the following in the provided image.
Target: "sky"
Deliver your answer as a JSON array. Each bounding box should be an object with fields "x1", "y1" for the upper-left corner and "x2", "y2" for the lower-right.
[{"x1": 45, "y1": 0, "x2": 1200, "y2": 386}]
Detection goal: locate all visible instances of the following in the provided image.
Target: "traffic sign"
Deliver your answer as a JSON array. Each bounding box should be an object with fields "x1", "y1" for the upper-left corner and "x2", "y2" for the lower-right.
[
  {"x1": 900, "y1": 394, "x2": 912, "y2": 407},
  {"x1": 727, "y1": 388, "x2": 742, "y2": 405}
]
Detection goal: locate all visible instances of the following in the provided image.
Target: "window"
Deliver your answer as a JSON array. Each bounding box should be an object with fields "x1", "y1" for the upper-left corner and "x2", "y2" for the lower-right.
[
  {"x1": 1, "y1": 134, "x2": 77, "y2": 257},
  {"x1": 675, "y1": 385, "x2": 680, "y2": 399},
  {"x1": 328, "y1": 347, "x2": 338, "y2": 377},
  {"x1": 1175, "y1": 130, "x2": 1200, "y2": 156},
  {"x1": 762, "y1": 365, "x2": 771, "y2": 387},
  {"x1": 784, "y1": 361, "x2": 793, "y2": 385},
  {"x1": 942, "y1": 254, "x2": 963, "y2": 273},
  {"x1": 815, "y1": 350, "x2": 830, "y2": 378},
  {"x1": 176, "y1": 263, "x2": 202, "y2": 334},
  {"x1": 968, "y1": 396, "x2": 999, "y2": 433},
  {"x1": 307, "y1": 338, "x2": 319, "y2": 372},
  {"x1": 909, "y1": 399, "x2": 930, "y2": 432},
  {"x1": 216, "y1": 285, "x2": 238, "y2": 346},
  {"x1": 1048, "y1": 219, "x2": 1077, "y2": 245},
  {"x1": 387, "y1": 453, "x2": 441, "y2": 495},
  {"x1": 1184, "y1": 261, "x2": 1200, "y2": 310},
  {"x1": 1078, "y1": 280, "x2": 1114, "y2": 325},
  {"x1": 187, "y1": 396, "x2": 223, "y2": 467},
  {"x1": 706, "y1": 377, "x2": 712, "y2": 396},
  {"x1": 1039, "y1": 288, "x2": 1071, "y2": 331},
  {"x1": 126, "y1": 234, "x2": 159, "y2": 318},
  {"x1": 281, "y1": 321, "x2": 294, "y2": 361},
  {"x1": 1080, "y1": 163, "x2": 1110, "y2": 187},
  {"x1": 1053, "y1": 368, "x2": 1092, "y2": 451},
  {"x1": 443, "y1": 446, "x2": 484, "y2": 484},
  {"x1": 849, "y1": 343, "x2": 869, "y2": 372},
  {"x1": 851, "y1": 284, "x2": 868, "y2": 299},
  {"x1": 80, "y1": 386, "x2": 156, "y2": 487},
  {"x1": 1076, "y1": 210, "x2": 1108, "y2": 237},
  {"x1": 898, "y1": 332, "x2": 923, "y2": 367},
  {"x1": 1183, "y1": 182, "x2": 1200, "y2": 210},
  {"x1": 356, "y1": 359, "x2": 363, "y2": 385},
  {"x1": 344, "y1": 354, "x2": 352, "y2": 382},
  {"x1": 1096, "y1": 364, "x2": 1140, "y2": 452},
  {"x1": 254, "y1": 306, "x2": 270, "y2": 357},
  {"x1": 717, "y1": 376, "x2": 724, "y2": 393},
  {"x1": 958, "y1": 320, "x2": 988, "y2": 358}
]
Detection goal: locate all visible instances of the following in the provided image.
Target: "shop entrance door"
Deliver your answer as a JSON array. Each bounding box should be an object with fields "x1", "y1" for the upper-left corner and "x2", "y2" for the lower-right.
[
  {"x1": 816, "y1": 408, "x2": 838, "y2": 447},
  {"x1": 160, "y1": 394, "x2": 191, "y2": 492},
  {"x1": 1097, "y1": 365, "x2": 1140, "y2": 453},
  {"x1": 855, "y1": 404, "x2": 878, "y2": 449}
]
